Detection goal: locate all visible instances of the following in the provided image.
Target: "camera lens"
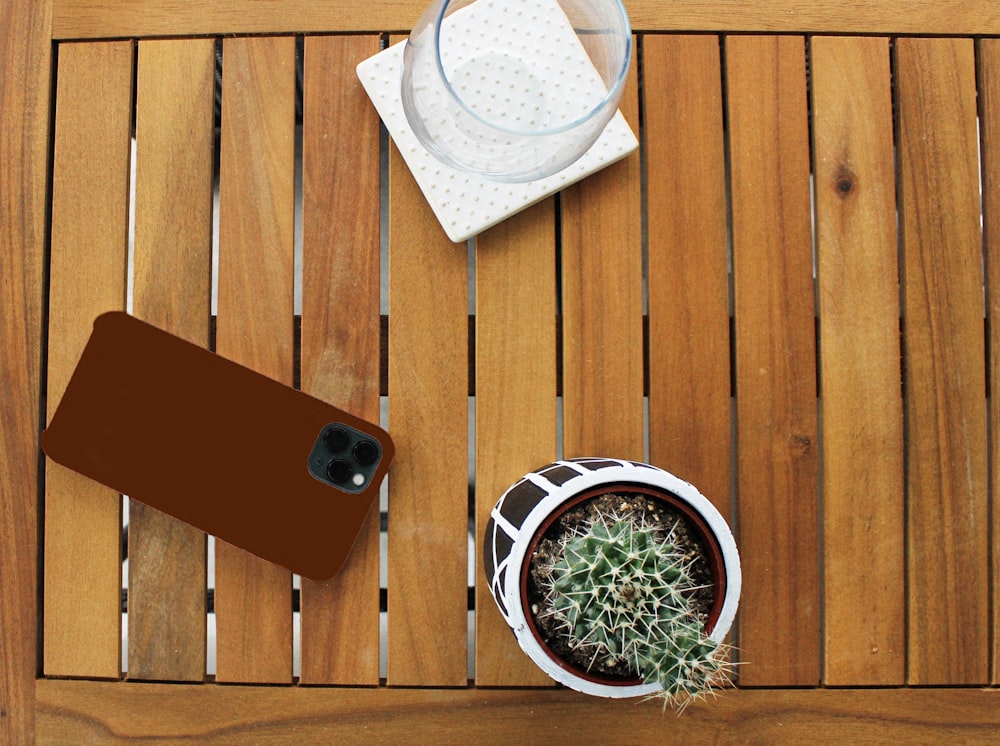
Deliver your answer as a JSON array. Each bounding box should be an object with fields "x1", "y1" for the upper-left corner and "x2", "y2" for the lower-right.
[
  {"x1": 353, "y1": 440, "x2": 379, "y2": 465},
  {"x1": 324, "y1": 426, "x2": 349, "y2": 452},
  {"x1": 326, "y1": 458, "x2": 352, "y2": 484}
]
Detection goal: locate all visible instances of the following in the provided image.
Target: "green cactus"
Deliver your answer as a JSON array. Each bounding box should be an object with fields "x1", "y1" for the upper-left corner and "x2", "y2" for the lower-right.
[{"x1": 538, "y1": 512, "x2": 732, "y2": 710}]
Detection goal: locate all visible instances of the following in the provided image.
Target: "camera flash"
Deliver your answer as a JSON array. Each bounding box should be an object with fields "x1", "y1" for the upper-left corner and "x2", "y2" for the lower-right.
[{"x1": 352, "y1": 473, "x2": 365, "y2": 487}]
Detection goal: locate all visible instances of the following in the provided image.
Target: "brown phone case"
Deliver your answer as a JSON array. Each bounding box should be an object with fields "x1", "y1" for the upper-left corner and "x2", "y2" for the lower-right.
[{"x1": 41, "y1": 311, "x2": 393, "y2": 580}]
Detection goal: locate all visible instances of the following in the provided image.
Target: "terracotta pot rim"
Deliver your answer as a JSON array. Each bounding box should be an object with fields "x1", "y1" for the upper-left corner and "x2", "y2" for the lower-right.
[{"x1": 518, "y1": 481, "x2": 728, "y2": 689}]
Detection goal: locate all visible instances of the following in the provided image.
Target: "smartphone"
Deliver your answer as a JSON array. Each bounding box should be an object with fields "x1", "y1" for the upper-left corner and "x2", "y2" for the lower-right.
[{"x1": 41, "y1": 311, "x2": 393, "y2": 580}]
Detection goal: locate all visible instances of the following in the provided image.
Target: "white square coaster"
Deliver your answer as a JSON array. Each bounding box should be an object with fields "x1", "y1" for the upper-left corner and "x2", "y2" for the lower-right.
[{"x1": 356, "y1": 12, "x2": 637, "y2": 243}]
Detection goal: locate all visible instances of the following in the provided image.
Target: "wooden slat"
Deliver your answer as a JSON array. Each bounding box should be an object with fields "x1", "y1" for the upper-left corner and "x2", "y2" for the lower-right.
[
  {"x1": 560, "y1": 46, "x2": 643, "y2": 461},
  {"x1": 50, "y1": 0, "x2": 1000, "y2": 38},
  {"x1": 44, "y1": 40, "x2": 133, "y2": 679},
  {"x1": 644, "y1": 35, "x2": 731, "y2": 518},
  {"x1": 812, "y1": 36, "x2": 904, "y2": 686},
  {"x1": 897, "y1": 37, "x2": 989, "y2": 686},
  {"x1": 36, "y1": 680, "x2": 1000, "y2": 744},
  {"x1": 127, "y1": 37, "x2": 215, "y2": 683},
  {"x1": 386, "y1": 32, "x2": 469, "y2": 683},
  {"x1": 298, "y1": 33, "x2": 382, "y2": 686},
  {"x1": 0, "y1": 0, "x2": 51, "y2": 739},
  {"x1": 727, "y1": 35, "x2": 819, "y2": 687},
  {"x1": 982, "y1": 38, "x2": 1000, "y2": 686},
  {"x1": 214, "y1": 35, "x2": 296, "y2": 684},
  {"x1": 474, "y1": 200, "x2": 557, "y2": 687}
]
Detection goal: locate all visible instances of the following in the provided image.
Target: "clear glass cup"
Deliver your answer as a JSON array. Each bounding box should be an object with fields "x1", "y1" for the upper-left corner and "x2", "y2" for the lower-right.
[{"x1": 401, "y1": 0, "x2": 632, "y2": 182}]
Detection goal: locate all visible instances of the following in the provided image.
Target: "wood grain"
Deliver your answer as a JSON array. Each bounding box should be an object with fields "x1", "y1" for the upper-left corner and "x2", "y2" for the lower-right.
[
  {"x1": 982, "y1": 38, "x2": 1000, "y2": 686},
  {"x1": 36, "y1": 679, "x2": 1000, "y2": 744},
  {"x1": 644, "y1": 35, "x2": 731, "y2": 518},
  {"x1": 474, "y1": 200, "x2": 557, "y2": 687},
  {"x1": 50, "y1": 0, "x2": 1000, "y2": 37},
  {"x1": 214, "y1": 35, "x2": 296, "y2": 684},
  {"x1": 560, "y1": 47, "x2": 643, "y2": 461},
  {"x1": 44, "y1": 40, "x2": 133, "y2": 679},
  {"x1": 726, "y1": 35, "x2": 819, "y2": 687},
  {"x1": 128, "y1": 37, "x2": 215, "y2": 683},
  {"x1": 9, "y1": 9, "x2": 998, "y2": 743},
  {"x1": 0, "y1": 0, "x2": 51, "y2": 740},
  {"x1": 298, "y1": 34, "x2": 382, "y2": 686},
  {"x1": 897, "y1": 37, "x2": 989, "y2": 686},
  {"x1": 387, "y1": 36, "x2": 469, "y2": 683},
  {"x1": 811, "y1": 36, "x2": 904, "y2": 686}
]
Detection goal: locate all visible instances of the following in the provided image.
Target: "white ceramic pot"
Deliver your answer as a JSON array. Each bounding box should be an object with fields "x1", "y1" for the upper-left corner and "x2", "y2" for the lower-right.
[{"x1": 483, "y1": 458, "x2": 741, "y2": 698}]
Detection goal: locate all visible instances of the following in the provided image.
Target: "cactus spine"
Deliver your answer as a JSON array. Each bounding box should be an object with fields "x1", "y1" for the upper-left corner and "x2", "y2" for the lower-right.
[{"x1": 538, "y1": 511, "x2": 732, "y2": 710}]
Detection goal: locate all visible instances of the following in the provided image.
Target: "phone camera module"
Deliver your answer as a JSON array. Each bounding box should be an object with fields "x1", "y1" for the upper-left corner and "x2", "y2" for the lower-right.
[
  {"x1": 326, "y1": 458, "x2": 353, "y2": 484},
  {"x1": 353, "y1": 440, "x2": 379, "y2": 466},
  {"x1": 309, "y1": 422, "x2": 382, "y2": 493}
]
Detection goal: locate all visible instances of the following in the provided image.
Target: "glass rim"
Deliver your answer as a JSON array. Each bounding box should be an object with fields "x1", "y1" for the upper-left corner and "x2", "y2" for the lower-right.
[{"x1": 432, "y1": 0, "x2": 633, "y2": 138}]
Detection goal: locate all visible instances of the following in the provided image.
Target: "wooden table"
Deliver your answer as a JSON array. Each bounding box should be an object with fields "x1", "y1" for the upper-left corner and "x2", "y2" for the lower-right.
[{"x1": 2, "y1": 1, "x2": 999, "y2": 742}]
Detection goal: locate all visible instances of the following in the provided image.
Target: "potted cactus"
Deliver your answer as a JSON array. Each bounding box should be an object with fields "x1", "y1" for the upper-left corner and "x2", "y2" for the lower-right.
[{"x1": 484, "y1": 458, "x2": 740, "y2": 708}]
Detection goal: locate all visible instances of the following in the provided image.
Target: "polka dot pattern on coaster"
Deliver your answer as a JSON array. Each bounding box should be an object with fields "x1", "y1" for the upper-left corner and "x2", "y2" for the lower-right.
[
  {"x1": 436, "y1": 0, "x2": 607, "y2": 131},
  {"x1": 356, "y1": 0, "x2": 638, "y2": 243}
]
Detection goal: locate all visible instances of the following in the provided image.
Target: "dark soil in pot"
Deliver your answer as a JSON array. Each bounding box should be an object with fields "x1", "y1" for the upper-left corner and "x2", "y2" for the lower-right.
[{"x1": 524, "y1": 489, "x2": 717, "y2": 682}]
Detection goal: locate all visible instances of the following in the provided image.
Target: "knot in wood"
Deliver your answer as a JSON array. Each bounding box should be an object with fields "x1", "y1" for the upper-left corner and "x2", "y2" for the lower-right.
[
  {"x1": 789, "y1": 433, "x2": 812, "y2": 456},
  {"x1": 833, "y1": 167, "x2": 857, "y2": 198}
]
